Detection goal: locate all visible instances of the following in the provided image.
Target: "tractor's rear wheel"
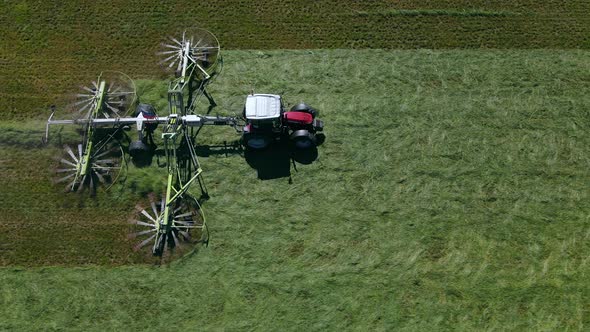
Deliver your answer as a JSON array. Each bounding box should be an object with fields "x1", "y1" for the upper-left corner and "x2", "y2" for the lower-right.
[
  {"x1": 244, "y1": 134, "x2": 272, "y2": 150},
  {"x1": 290, "y1": 129, "x2": 317, "y2": 149}
]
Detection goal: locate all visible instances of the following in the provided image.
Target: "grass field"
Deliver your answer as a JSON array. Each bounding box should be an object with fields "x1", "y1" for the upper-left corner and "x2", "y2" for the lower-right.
[
  {"x1": 1, "y1": 49, "x2": 590, "y2": 330},
  {"x1": 1, "y1": 0, "x2": 590, "y2": 119}
]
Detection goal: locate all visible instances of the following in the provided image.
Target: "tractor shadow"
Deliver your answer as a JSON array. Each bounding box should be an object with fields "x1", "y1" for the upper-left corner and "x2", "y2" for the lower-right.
[
  {"x1": 191, "y1": 137, "x2": 324, "y2": 181},
  {"x1": 244, "y1": 139, "x2": 322, "y2": 180},
  {"x1": 244, "y1": 142, "x2": 292, "y2": 180},
  {"x1": 194, "y1": 140, "x2": 244, "y2": 157}
]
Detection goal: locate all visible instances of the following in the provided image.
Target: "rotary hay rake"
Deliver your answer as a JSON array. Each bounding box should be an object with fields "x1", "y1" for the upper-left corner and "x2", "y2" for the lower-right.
[
  {"x1": 46, "y1": 28, "x2": 240, "y2": 256},
  {"x1": 51, "y1": 71, "x2": 135, "y2": 193}
]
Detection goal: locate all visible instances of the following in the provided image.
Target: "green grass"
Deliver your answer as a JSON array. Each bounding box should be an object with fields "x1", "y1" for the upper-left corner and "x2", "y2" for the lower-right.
[{"x1": 1, "y1": 49, "x2": 590, "y2": 330}]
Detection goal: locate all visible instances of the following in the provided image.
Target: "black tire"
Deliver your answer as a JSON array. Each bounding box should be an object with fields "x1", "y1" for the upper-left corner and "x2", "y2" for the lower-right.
[
  {"x1": 129, "y1": 140, "x2": 151, "y2": 158},
  {"x1": 243, "y1": 134, "x2": 272, "y2": 150},
  {"x1": 290, "y1": 129, "x2": 317, "y2": 149},
  {"x1": 134, "y1": 104, "x2": 159, "y2": 131},
  {"x1": 290, "y1": 103, "x2": 318, "y2": 118},
  {"x1": 134, "y1": 103, "x2": 156, "y2": 117}
]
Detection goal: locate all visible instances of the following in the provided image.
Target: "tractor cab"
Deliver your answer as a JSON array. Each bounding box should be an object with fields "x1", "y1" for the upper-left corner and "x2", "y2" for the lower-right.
[
  {"x1": 243, "y1": 94, "x2": 283, "y2": 129},
  {"x1": 242, "y1": 94, "x2": 284, "y2": 149}
]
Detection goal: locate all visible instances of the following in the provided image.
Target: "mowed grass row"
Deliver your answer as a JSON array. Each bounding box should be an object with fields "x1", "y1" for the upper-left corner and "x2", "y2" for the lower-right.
[
  {"x1": 1, "y1": 49, "x2": 590, "y2": 330},
  {"x1": 0, "y1": 142, "x2": 153, "y2": 266},
  {"x1": 2, "y1": 0, "x2": 590, "y2": 119}
]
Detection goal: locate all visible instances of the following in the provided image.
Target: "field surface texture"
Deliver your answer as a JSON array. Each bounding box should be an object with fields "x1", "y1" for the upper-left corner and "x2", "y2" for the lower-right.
[
  {"x1": 1, "y1": 0, "x2": 590, "y2": 118},
  {"x1": 3, "y1": 0, "x2": 590, "y2": 330},
  {"x1": 2, "y1": 49, "x2": 590, "y2": 330}
]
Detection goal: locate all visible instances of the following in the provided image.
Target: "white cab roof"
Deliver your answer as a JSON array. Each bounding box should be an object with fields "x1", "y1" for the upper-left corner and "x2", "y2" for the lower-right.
[{"x1": 245, "y1": 94, "x2": 282, "y2": 120}]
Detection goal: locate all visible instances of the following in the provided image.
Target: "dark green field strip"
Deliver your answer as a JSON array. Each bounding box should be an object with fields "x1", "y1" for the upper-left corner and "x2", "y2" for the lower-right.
[
  {"x1": 362, "y1": 0, "x2": 590, "y2": 14},
  {"x1": 3, "y1": 0, "x2": 588, "y2": 52},
  {"x1": 2, "y1": 1, "x2": 590, "y2": 119},
  {"x1": 0, "y1": 146, "x2": 155, "y2": 266}
]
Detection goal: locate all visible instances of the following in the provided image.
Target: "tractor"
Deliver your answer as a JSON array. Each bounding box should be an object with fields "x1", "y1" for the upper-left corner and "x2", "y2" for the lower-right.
[{"x1": 241, "y1": 94, "x2": 324, "y2": 150}]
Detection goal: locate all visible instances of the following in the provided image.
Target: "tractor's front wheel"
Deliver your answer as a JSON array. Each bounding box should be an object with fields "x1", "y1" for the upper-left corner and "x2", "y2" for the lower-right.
[
  {"x1": 290, "y1": 103, "x2": 318, "y2": 118},
  {"x1": 290, "y1": 130, "x2": 317, "y2": 149}
]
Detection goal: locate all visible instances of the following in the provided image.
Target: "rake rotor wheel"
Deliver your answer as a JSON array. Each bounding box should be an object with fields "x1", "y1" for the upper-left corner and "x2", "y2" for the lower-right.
[
  {"x1": 54, "y1": 143, "x2": 124, "y2": 194},
  {"x1": 68, "y1": 71, "x2": 137, "y2": 119},
  {"x1": 129, "y1": 193, "x2": 207, "y2": 258},
  {"x1": 157, "y1": 28, "x2": 221, "y2": 79}
]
